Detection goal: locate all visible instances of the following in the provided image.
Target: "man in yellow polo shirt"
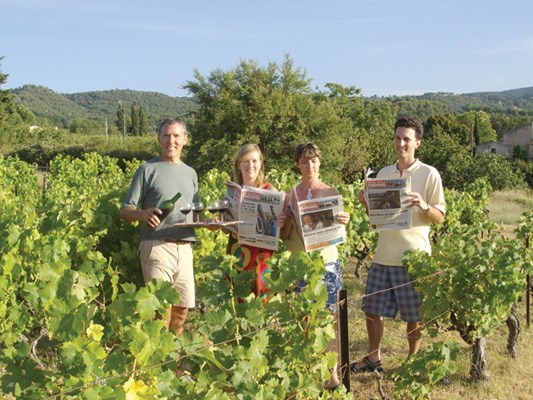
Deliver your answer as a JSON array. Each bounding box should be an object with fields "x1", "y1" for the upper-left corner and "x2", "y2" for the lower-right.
[{"x1": 351, "y1": 116, "x2": 445, "y2": 373}]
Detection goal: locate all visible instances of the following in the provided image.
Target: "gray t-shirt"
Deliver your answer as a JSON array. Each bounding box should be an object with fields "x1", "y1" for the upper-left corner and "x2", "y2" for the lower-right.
[{"x1": 122, "y1": 157, "x2": 198, "y2": 241}]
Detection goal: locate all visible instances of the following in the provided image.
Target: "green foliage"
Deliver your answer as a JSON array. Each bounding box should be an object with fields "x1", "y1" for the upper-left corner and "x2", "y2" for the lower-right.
[
  {"x1": 393, "y1": 341, "x2": 459, "y2": 399},
  {"x1": 398, "y1": 177, "x2": 531, "y2": 388},
  {"x1": 490, "y1": 112, "x2": 532, "y2": 140},
  {"x1": 457, "y1": 111, "x2": 497, "y2": 144},
  {"x1": 116, "y1": 100, "x2": 127, "y2": 136},
  {"x1": 0, "y1": 154, "x2": 352, "y2": 399},
  {"x1": 12, "y1": 85, "x2": 89, "y2": 127},
  {"x1": 6, "y1": 134, "x2": 160, "y2": 167},
  {"x1": 406, "y1": 217, "x2": 530, "y2": 344},
  {"x1": 418, "y1": 132, "x2": 472, "y2": 188},
  {"x1": 336, "y1": 181, "x2": 377, "y2": 264},
  {"x1": 184, "y1": 56, "x2": 398, "y2": 185},
  {"x1": 0, "y1": 154, "x2": 530, "y2": 398},
  {"x1": 0, "y1": 60, "x2": 37, "y2": 143},
  {"x1": 515, "y1": 210, "x2": 533, "y2": 241},
  {"x1": 439, "y1": 152, "x2": 527, "y2": 191},
  {"x1": 316, "y1": 84, "x2": 397, "y2": 181},
  {"x1": 423, "y1": 112, "x2": 471, "y2": 145},
  {"x1": 13, "y1": 85, "x2": 199, "y2": 130},
  {"x1": 4, "y1": 59, "x2": 531, "y2": 190},
  {"x1": 419, "y1": 113, "x2": 527, "y2": 191},
  {"x1": 69, "y1": 117, "x2": 103, "y2": 134},
  {"x1": 433, "y1": 178, "x2": 491, "y2": 239},
  {"x1": 184, "y1": 56, "x2": 319, "y2": 178}
]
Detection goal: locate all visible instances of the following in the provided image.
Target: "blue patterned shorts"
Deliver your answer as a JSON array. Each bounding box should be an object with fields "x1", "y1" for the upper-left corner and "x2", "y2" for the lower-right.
[
  {"x1": 361, "y1": 262, "x2": 421, "y2": 323},
  {"x1": 295, "y1": 260, "x2": 342, "y2": 312}
]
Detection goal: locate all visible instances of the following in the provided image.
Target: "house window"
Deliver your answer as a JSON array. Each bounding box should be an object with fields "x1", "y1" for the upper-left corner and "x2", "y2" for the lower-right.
[{"x1": 490, "y1": 148, "x2": 496, "y2": 154}]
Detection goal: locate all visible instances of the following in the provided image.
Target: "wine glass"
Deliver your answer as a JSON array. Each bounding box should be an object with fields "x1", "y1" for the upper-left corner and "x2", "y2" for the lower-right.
[
  {"x1": 216, "y1": 199, "x2": 229, "y2": 223},
  {"x1": 192, "y1": 201, "x2": 203, "y2": 223},
  {"x1": 179, "y1": 202, "x2": 192, "y2": 221},
  {"x1": 207, "y1": 201, "x2": 220, "y2": 223}
]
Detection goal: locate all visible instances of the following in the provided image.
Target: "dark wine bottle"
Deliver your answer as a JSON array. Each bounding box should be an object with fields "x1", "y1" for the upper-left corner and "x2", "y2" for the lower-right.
[{"x1": 157, "y1": 191, "x2": 182, "y2": 221}]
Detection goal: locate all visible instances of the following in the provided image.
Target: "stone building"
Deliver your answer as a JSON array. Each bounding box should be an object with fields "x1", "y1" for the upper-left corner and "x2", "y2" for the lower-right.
[{"x1": 476, "y1": 123, "x2": 533, "y2": 160}]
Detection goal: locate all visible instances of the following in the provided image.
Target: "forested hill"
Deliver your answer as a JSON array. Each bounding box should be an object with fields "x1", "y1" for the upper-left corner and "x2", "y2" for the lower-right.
[
  {"x1": 12, "y1": 84, "x2": 533, "y2": 129},
  {"x1": 414, "y1": 87, "x2": 533, "y2": 113},
  {"x1": 12, "y1": 85, "x2": 198, "y2": 129}
]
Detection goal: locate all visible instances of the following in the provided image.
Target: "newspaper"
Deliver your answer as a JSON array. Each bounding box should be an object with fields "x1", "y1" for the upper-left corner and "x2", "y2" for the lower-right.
[
  {"x1": 291, "y1": 192, "x2": 347, "y2": 252},
  {"x1": 364, "y1": 168, "x2": 412, "y2": 231},
  {"x1": 224, "y1": 181, "x2": 285, "y2": 251}
]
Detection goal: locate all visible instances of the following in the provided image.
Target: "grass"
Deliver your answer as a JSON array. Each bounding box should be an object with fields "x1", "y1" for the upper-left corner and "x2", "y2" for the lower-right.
[
  {"x1": 344, "y1": 262, "x2": 533, "y2": 399},
  {"x1": 487, "y1": 188, "x2": 533, "y2": 233},
  {"x1": 342, "y1": 189, "x2": 533, "y2": 399}
]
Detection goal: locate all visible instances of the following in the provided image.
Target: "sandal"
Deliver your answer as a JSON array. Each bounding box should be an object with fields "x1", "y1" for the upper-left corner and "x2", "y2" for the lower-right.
[{"x1": 350, "y1": 356, "x2": 384, "y2": 373}]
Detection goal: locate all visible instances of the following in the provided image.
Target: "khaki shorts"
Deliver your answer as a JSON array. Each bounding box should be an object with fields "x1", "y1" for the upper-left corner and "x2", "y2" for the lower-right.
[{"x1": 138, "y1": 240, "x2": 195, "y2": 308}]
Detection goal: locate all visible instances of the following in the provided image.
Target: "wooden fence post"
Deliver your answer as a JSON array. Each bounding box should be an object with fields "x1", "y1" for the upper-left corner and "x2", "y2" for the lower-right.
[
  {"x1": 526, "y1": 233, "x2": 530, "y2": 327},
  {"x1": 338, "y1": 289, "x2": 350, "y2": 391}
]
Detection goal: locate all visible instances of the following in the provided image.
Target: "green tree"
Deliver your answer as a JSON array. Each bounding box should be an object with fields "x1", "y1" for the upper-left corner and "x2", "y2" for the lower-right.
[
  {"x1": 490, "y1": 112, "x2": 532, "y2": 140},
  {"x1": 69, "y1": 117, "x2": 102, "y2": 135},
  {"x1": 0, "y1": 58, "x2": 37, "y2": 147},
  {"x1": 184, "y1": 56, "x2": 348, "y2": 182},
  {"x1": 130, "y1": 102, "x2": 140, "y2": 136},
  {"x1": 138, "y1": 106, "x2": 149, "y2": 136},
  {"x1": 424, "y1": 113, "x2": 471, "y2": 145},
  {"x1": 457, "y1": 111, "x2": 496, "y2": 145},
  {"x1": 0, "y1": 57, "x2": 12, "y2": 108},
  {"x1": 318, "y1": 85, "x2": 397, "y2": 181},
  {"x1": 418, "y1": 133, "x2": 472, "y2": 188},
  {"x1": 116, "y1": 101, "x2": 127, "y2": 138}
]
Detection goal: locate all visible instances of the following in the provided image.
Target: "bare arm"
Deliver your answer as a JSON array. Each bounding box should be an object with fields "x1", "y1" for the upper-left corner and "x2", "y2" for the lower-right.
[
  {"x1": 120, "y1": 205, "x2": 162, "y2": 229},
  {"x1": 421, "y1": 205, "x2": 445, "y2": 225},
  {"x1": 406, "y1": 192, "x2": 445, "y2": 225}
]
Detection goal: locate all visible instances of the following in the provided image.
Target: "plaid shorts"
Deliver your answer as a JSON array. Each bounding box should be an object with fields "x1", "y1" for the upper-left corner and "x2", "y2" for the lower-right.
[
  {"x1": 295, "y1": 260, "x2": 342, "y2": 313},
  {"x1": 361, "y1": 262, "x2": 421, "y2": 323}
]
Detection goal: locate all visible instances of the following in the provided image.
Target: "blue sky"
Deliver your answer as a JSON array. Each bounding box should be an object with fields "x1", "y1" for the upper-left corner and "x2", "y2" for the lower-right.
[{"x1": 1, "y1": 0, "x2": 532, "y2": 97}]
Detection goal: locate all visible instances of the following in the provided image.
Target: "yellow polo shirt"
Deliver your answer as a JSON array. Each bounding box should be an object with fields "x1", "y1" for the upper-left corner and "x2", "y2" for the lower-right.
[{"x1": 373, "y1": 160, "x2": 445, "y2": 267}]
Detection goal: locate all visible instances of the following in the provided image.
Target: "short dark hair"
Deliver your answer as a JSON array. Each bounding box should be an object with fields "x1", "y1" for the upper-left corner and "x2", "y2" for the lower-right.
[
  {"x1": 294, "y1": 142, "x2": 321, "y2": 162},
  {"x1": 158, "y1": 118, "x2": 188, "y2": 136},
  {"x1": 394, "y1": 116, "x2": 423, "y2": 140}
]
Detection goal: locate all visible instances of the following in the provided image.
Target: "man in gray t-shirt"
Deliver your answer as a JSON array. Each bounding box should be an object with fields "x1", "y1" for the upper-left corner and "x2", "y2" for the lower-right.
[{"x1": 120, "y1": 118, "x2": 198, "y2": 336}]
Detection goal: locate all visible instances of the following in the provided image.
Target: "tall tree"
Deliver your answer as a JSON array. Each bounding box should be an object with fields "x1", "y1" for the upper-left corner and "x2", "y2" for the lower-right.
[
  {"x1": 0, "y1": 57, "x2": 16, "y2": 115},
  {"x1": 457, "y1": 111, "x2": 496, "y2": 145},
  {"x1": 315, "y1": 84, "x2": 396, "y2": 181},
  {"x1": 424, "y1": 113, "x2": 471, "y2": 145},
  {"x1": 130, "y1": 102, "x2": 140, "y2": 136},
  {"x1": 473, "y1": 112, "x2": 480, "y2": 146},
  {"x1": 183, "y1": 56, "x2": 342, "y2": 179},
  {"x1": 0, "y1": 58, "x2": 36, "y2": 145},
  {"x1": 138, "y1": 106, "x2": 149, "y2": 136},
  {"x1": 116, "y1": 101, "x2": 127, "y2": 137}
]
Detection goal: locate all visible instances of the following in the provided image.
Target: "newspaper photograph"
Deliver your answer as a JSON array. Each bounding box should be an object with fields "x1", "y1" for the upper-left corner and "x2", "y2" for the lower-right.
[
  {"x1": 224, "y1": 181, "x2": 285, "y2": 250},
  {"x1": 365, "y1": 176, "x2": 412, "y2": 231},
  {"x1": 292, "y1": 194, "x2": 347, "y2": 252}
]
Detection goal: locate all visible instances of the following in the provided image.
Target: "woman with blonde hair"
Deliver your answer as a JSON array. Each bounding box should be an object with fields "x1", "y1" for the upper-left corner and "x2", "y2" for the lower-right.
[{"x1": 226, "y1": 144, "x2": 277, "y2": 300}]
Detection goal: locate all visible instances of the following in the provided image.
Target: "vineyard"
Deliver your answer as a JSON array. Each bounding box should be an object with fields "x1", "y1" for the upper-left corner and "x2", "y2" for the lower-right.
[{"x1": 0, "y1": 153, "x2": 531, "y2": 399}]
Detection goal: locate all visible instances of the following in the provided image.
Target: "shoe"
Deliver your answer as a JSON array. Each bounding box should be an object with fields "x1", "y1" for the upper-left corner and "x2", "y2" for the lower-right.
[{"x1": 350, "y1": 356, "x2": 384, "y2": 373}]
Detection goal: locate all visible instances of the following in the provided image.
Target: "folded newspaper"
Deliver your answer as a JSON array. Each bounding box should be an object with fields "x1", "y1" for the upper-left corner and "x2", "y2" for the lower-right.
[
  {"x1": 224, "y1": 181, "x2": 285, "y2": 251},
  {"x1": 364, "y1": 168, "x2": 412, "y2": 231},
  {"x1": 290, "y1": 192, "x2": 347, "y2": 252}
]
